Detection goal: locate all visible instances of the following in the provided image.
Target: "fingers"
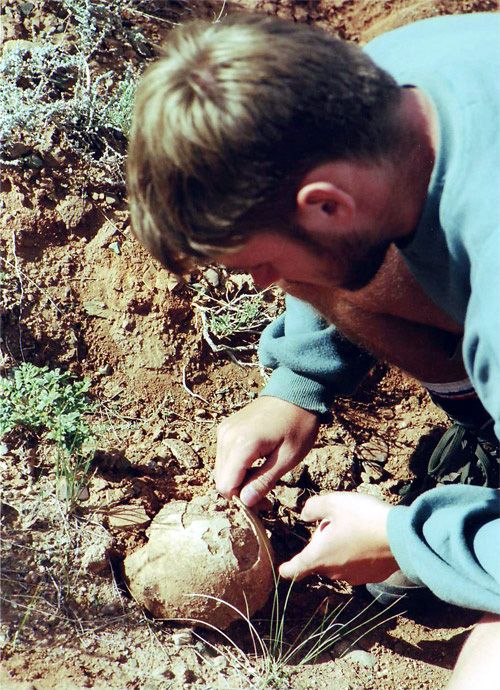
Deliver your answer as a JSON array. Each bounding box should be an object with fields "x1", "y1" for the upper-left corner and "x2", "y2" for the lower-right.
[
  {"x1": 300, "y1": 493, "x2": 339, "y2": 522},
  {"x1": 214, "y1": 437, "x2": 268, "y2": 500},
  {"x1": 215, "y1": 398, "x2": 320, "y2": 506},
  {"x1": 279, "y1": 544, "x2": 317, "y2": 580},
  {"x1": 239, "y1": 454, "x2": 281, "y2": 507}
]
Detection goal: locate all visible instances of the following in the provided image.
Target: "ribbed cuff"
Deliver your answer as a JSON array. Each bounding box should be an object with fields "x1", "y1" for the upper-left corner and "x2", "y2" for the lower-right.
[
  {"x1": 387, "y1": 505, "x2": 425, "y2": 586},
  {"x1": 260, "y1": 366, "x2": 333, "y2": 420}
]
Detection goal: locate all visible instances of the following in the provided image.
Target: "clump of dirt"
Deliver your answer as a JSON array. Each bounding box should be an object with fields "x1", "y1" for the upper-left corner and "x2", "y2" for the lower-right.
[{"x1": 124, "y1": 492, "x2": 274, "y2": 629}]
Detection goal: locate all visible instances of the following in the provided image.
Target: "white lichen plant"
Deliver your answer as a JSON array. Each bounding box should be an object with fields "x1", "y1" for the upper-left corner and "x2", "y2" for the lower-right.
[{"x1": 0, "y1": 0, "x2": 141, "y2": 181}]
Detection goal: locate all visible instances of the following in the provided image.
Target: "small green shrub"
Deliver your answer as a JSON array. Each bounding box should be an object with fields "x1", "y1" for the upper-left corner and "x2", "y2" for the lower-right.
[{"x1": 0, "y1": 363, "x2": 96, "y2": 508}]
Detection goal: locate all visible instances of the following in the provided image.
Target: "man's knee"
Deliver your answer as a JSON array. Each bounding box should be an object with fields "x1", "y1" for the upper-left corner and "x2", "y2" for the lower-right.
[{"x1": 446, "y1": 613, "x2": 500, "y2": 690}]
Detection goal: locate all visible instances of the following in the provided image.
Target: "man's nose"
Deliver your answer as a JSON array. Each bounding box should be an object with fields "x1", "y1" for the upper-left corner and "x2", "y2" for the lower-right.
[{"x1": 250, "y1": 264, "x2": 279, "y2": 289}]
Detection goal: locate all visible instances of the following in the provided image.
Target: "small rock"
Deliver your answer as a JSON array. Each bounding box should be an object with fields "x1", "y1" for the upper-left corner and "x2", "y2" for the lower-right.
[
  {"x1": 2, "y1": 39, "x2": 37, "y2": 54},
  {"x1": 151, "y1": 424, "x2": 164, "y2": 441},
  {"x1": 159, "y1": 439, "x2": 201, "y2": 469},
  {"x1": 5, "y1": 143, "x2": 32, "y2": 159},
  {"x1": 171, "y1": 661, "x2": 195, "y2": 683},
  {"x1": 344, "y1": 649, "x2": 377, "y2": 668},
  {"x1": 212, "y1": 655, "x2": 227, "y2": 670},
  {"x1": 203, "y1": 268, "x2": 220, "y2": 287},
  {"x1": 356, "y1": 483, "x2": 384, "y2": 499},
  {"x1": 80, "y1": 527, "x2": 114, "y2": 574},
  {"x1": 97, "y1": 364, "x2": 113, "y2": 377},
  {"x1": 357, "y1": 439, "x2": 388, "y2": 463},
  {"x1": 273, "y1": 485, "x2": 302, "y2": 511},
  {"x1": 56, "y1": 195, "x2": 91, "y2": 229},
  {"x1": 360, "y1": 461, "x2": 385, "y2": 483},
  {"x1": 280, "y1": 464, "x2": 305, "y2": 486},
  {"x1": 304, "y1": 444, "x2": 352, "y2": 491},
  {"x1": 107, "y1": 504, "x2": 150, "y2": 529},
  {"x1": 95, "y1": 221, "x2": 117, "y2": 247},
  {"x1": 0, "y1": 442, "x2": 9, "y2": 456},
  {"x1": 18, "y1": 2, "x2": 34, "y2": 15}
]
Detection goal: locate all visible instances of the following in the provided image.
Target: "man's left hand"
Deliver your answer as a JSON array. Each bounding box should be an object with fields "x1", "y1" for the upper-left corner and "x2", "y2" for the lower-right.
[{"x1": 279, "y1": 492, "x2": 399, "y2": 584}]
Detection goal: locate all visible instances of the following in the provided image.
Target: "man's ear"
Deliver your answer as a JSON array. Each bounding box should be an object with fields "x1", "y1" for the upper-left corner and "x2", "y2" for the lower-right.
[{"x1": 296, "y1": 181, "x2": 355, "y2": 234}]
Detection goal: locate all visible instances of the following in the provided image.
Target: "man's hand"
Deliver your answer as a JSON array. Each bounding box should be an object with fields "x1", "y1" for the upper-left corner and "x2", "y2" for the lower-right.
[
  {"x1": 215, "y1": 397, "x2": 320, "y2": 507},
  {"x1": 279, "y1": 492, "x2": 399, "y2": 584}
]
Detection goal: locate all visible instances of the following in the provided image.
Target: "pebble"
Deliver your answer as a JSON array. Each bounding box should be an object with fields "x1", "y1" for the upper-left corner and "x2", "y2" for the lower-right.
[
  {"x1": 158, "y1": 439, "x2": 201, "y2": 469},
  {"x1": 203, "y1": 268, "x2": 220, "y2": 287},
  {"x1": 107, "y1": 504, "x2": 150, "y2": 529},
  {"x1": 356, "y1": 482, "x2": 384, "y2": 499},
  {"x1": 344, "y1": 649, "x2": 377, "y2": 668},
  {"x1": 97, "y1": 364, "x2": 113, "y2": 377},
  {"x1": 273, "y1": 485, "x2": 302, "y2": 511},
  {"x1": 212, "y1": 655, "x2": 228, "y2": 670}
]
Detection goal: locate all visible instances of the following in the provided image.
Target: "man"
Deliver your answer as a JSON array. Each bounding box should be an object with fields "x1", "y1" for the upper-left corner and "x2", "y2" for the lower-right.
[{"x1": 127, "y1": 12, "x2": 500, "y2": 688}]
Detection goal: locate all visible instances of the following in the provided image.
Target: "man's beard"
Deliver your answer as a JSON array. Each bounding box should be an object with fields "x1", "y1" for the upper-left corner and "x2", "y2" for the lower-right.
[
  {"x1": 337, "y1": 239, "x2": 391, "y2": 291},
  {"x1": 279, "y1": 236, "x2": 392, "y2": 327}
]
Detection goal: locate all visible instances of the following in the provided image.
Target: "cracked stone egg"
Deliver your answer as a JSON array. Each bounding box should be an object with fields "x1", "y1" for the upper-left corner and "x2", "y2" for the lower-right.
[{"x1": 123, "y1": 492, "x2": 275, "y2": 629}]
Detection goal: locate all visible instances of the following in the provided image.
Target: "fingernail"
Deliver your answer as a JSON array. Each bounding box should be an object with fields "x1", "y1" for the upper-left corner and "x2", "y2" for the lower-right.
[{"x1": 240, "y1": 485, "x2": 260, "y2": 507}]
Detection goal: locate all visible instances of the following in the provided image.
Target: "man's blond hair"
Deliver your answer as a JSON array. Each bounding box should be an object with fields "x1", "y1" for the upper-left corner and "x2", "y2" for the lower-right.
[{"x1": 127, "y1": 14, "x2": 402, "y2": 272}]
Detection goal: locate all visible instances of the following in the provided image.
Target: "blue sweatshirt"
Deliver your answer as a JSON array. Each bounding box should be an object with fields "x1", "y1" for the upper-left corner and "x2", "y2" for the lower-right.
[
  {"x1": 258, "y1": 14, "x2": 500, "y2": 611},
  {"x1": 388, "y1": 486, "x2": 500, "y2": 613},
  {"x1": 260, "y1": 13, "x2": 500, "y2": 437}
]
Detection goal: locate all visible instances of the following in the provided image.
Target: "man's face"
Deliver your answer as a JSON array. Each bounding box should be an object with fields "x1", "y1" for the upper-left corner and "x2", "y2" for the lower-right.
[{"x1": 215, "y1": 226, "x2": 391, "y2": 297}]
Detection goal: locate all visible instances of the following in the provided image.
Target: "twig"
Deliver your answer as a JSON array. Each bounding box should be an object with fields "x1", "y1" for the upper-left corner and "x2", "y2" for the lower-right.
[
  {"x1": 181, "y1": 361, "x2": 209, "y2": 404},
  {"x1": 10, "y1": 232, "x2": 25, "y2": 361},
  {"x1": 214, "y1": 0, "x2": 228, "y2": 23}
]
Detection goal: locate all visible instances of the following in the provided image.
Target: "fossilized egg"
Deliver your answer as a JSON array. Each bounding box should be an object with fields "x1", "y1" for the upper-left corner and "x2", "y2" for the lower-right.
[{"x1": 123, "y1": 491, "x2": 274, "y2": 629}]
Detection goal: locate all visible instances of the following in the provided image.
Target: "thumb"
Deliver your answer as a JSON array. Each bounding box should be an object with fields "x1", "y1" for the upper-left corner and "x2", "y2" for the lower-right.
[
  {"x1": 279, "y1": 546, "x2": 317, "y2": 581},
  {"x1": 239, "y1": 448, "x2": 283, "y2": 508}
]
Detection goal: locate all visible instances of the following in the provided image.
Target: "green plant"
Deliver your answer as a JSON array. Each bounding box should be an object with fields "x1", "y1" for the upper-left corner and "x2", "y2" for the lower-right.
[
  {"x1": 0, "y1": 363, "x2": 96, "y2": 508},
  {"x1": 171, "y1": 586, "x2": 403, "y2": 689},
  {"x1": 60, "y1": 0, "x2": 139, "y2": 57},
  {"x1": 101, "y1": 71, "x2": 137, "y2": 137},
  {"x1": 172, "y1": 579, "x2": 402, "y2": 688}
]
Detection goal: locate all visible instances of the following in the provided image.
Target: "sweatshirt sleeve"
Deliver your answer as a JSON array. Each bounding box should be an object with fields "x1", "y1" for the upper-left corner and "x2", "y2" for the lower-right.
[
  {"x1": 258, "y1": 295, "x2": 375, "y2": 416},
  {"x1": 462, "y1": 237, "x2": 500, "y2": 444},
  {"x1": 387, "y1": 485, "x2": 500, "y2": 613}
]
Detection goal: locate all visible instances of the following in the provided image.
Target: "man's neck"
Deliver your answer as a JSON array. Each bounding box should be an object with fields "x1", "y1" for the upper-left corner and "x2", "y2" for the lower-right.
[{"x1": 384, "y1": 86, "x2": 439, "y2": 243}]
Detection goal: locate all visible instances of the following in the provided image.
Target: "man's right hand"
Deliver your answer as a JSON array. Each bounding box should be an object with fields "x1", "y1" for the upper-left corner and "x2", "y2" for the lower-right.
[{"x1": 215, "y1": 396, "x2": 320, "y2": 507}]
